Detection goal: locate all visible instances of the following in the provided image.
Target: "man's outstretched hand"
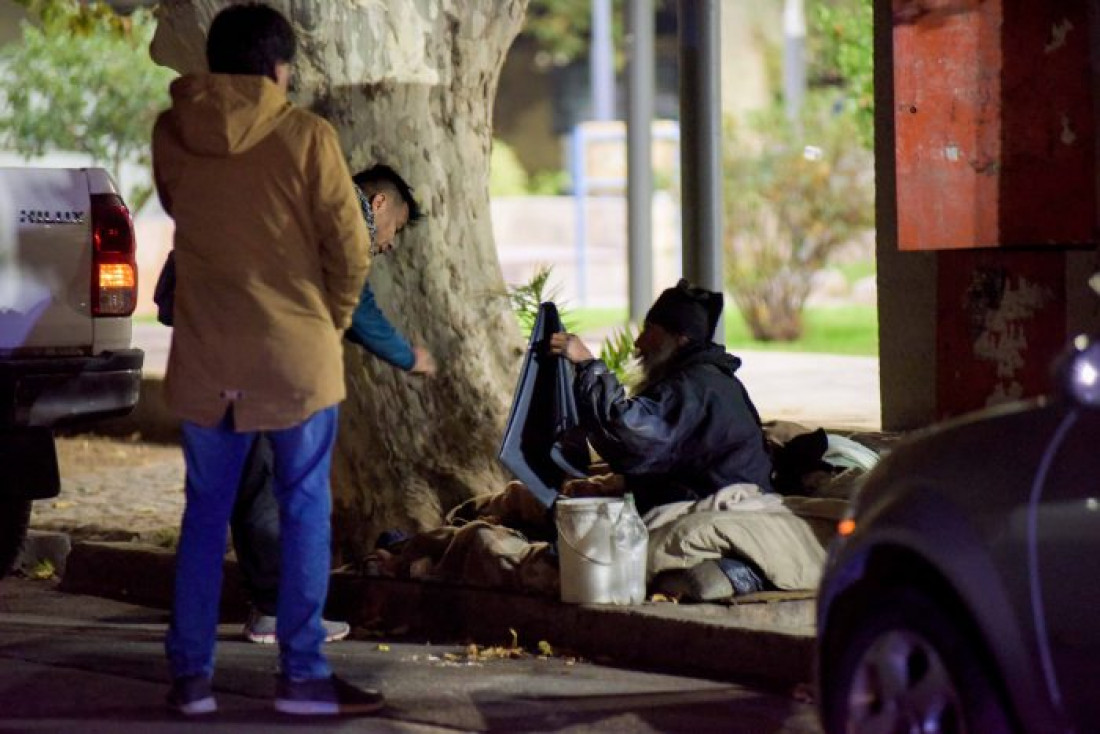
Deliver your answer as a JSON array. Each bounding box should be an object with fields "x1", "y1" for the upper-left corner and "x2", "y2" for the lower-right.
[
  {"x1": 410, "y1": 346, "x2": 437, "y2": 376},
  {"x1": 548, "y1": 332, "x2": 594, "y2": 364}
]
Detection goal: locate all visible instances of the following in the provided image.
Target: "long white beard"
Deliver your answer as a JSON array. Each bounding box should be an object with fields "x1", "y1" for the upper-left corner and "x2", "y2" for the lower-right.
[{"x1": 635, "y1": 338, "x2": 680, "y2": 394}]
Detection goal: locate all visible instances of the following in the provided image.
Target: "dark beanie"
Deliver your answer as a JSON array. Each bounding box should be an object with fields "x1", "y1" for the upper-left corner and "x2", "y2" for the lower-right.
[{"x1": 645, "y1": 279, "x2": 723, "y2": 342}]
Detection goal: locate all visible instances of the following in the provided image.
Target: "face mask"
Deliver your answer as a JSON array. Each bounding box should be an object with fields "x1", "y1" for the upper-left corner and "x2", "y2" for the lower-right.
[{"x1": 355, "y1": 186, "x2": 382, "y2": 257}]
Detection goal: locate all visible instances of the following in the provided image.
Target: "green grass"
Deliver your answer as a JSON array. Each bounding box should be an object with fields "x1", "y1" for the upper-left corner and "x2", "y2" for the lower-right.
[
  {"x1": 569, "y1": 303, "x2": 879, "y2": 357},
  {"x1": 724, "y1": 304, "x2": 878, "y2": 356},
  {"x1": 566, "y1": 307, "x2": 632, "y2": 334},
  {"x1": 834, "y1": 261, "x2": 876, "y2": 286}
]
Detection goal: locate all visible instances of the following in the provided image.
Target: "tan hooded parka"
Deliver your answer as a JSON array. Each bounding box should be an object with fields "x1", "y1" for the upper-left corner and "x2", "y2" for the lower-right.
[{"x1": 152, "y1": 74, "x2": 370, "y2": 431}]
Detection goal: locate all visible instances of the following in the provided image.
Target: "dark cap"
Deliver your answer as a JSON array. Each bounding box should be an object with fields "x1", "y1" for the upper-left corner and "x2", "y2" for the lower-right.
[{"x1": 644, "y1": 279, "x2": 723, "y2": 342}]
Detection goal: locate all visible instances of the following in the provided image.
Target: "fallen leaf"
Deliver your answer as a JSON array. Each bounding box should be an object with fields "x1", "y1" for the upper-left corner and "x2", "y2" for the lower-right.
[
  {"x1": 29, "y1": 559, "x2": 55, "y2": 580},
  {"x1": 474, "y1": 645, "x2": 526, "y2": 660}
]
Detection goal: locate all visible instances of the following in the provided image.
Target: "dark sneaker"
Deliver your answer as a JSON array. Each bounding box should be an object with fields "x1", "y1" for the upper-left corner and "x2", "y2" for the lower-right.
[
  {"x1": 274, "y1": 674, "x2": 384, "y2": 716},
  {"x1": 243, "y1": 608, "x2": 350, "y2": 644},
  {"x1": 166, "y1": 675, "x2": 217, "y2": 716}
]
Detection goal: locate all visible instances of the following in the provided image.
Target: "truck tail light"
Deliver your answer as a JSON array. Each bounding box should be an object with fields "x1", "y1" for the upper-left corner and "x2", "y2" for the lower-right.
[{"x1": 91, "y1": 193, "x2": 137, "y2": 316}]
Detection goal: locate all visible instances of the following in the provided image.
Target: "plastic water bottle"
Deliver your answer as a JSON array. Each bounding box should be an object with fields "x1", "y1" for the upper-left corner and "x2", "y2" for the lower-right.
[{"x1": 612, "y1": 493, "x2": 649, "y2": 604}]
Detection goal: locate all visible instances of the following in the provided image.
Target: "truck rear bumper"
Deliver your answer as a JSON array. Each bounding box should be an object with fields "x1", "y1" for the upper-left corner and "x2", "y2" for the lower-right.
[{"x1": 0, "y1": 349, "x2": 144, "y2": 428}]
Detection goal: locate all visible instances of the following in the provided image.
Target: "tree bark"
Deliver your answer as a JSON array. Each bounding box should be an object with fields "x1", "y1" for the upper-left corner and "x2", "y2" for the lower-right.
[{"x1": 152, "y1": 1, "x2": 527, "y2": 563}]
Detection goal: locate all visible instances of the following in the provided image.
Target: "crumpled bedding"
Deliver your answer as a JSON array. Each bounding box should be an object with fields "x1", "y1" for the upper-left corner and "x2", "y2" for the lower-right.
[
  {"x1": 373, "y1": 517, "x2": 559, "y2": 596},
  {"x1": 645, "y1": 485, "x2": 848, "y2": 591},
  {"x1": 369, "y1": 483, "x2": 560, "y2": 596},
  {"x1": 373, "y1": 482, "x2": 847, "y2": 598},
  {"x1": 373, "y1": 424, "x2": 867, "y2": 599}
]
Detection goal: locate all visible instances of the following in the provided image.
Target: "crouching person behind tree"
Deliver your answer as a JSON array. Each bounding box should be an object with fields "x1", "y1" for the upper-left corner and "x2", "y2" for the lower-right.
[
  {"x1": 233, "y1": 163, "x2": 434, "y2": 646},
  {"x1": 548, "y1": 279, "x2": 773, "y2": 515}
]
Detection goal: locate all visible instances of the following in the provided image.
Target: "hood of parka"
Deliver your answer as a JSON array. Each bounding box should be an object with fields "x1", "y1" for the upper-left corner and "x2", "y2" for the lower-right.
[{"x1": 165, "y1": 74, "x2": 292, "y2": 157}]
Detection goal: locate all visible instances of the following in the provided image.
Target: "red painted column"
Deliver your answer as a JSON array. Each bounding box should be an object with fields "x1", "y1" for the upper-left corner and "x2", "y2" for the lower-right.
[
  {"x1": 892, "y1": 1, "x2": 1095, "y2": 418},
  {"x1": 894, "y1": 1, "x2": 1095, "y2": 251}
]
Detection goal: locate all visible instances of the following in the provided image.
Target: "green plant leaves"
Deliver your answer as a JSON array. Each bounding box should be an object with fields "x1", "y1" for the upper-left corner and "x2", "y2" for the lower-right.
[{"x1": 0, "y1": 1, "x2": 174, "y2": 211}]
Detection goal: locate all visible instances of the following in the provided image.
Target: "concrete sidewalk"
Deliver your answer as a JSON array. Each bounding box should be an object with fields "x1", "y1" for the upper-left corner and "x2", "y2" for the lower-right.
[
  {"x1": 56, "y1": 539, "x2": 816, "y2": 688},
  {"x1": 0, "y1": 576, "x2": 821, "y2": 733}
]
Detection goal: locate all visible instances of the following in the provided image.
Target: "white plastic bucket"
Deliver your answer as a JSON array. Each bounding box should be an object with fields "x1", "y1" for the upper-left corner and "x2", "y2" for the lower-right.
[{"x1": 555, "y1": 497, "x2": 623, "y2": 604}]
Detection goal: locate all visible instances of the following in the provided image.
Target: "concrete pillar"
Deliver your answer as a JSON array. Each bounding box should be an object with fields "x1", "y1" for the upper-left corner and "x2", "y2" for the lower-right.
[
  {"x1": 874, "y1": 0, "x2": 937, "y2": 430},
  {"x1": 876, "y1": 0, "x2": 1100, "y2": 429}
]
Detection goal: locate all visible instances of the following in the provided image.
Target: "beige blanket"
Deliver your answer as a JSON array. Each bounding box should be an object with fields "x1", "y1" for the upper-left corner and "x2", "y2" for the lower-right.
[{"x1": 645, "y1": 485, "x2": 848, "y2": 590}]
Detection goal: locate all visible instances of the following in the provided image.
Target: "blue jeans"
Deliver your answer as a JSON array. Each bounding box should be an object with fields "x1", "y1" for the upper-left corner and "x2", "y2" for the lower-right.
[{"x1": 165, "y1": 405, "x2": 338, "y2": 682}]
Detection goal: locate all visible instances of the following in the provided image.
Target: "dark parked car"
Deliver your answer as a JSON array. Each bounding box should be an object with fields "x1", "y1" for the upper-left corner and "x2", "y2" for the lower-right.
[{"x1": 816, "y1": 332, "x2": 1100, "y2": 734}]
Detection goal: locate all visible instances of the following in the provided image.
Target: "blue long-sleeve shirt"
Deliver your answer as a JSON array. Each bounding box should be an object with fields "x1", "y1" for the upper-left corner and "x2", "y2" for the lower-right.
[{"x1": 344, "y1": 279, "x2": 416, "y2": 371}]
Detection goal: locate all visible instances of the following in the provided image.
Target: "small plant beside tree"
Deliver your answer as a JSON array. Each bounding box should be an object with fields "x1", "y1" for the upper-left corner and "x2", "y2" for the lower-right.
[
  {"x1": 507, "y1": 264, "x2": 571, "y2": 334},
  {"x1": 598, "y1": 324, "x2": 640, "y2": 389},
  {"x1": 507, "y1": 265, "x2": 639, "y2": 386},
  {"x1": 0, "y1": 1, "x2": 174, "y2": 212}
]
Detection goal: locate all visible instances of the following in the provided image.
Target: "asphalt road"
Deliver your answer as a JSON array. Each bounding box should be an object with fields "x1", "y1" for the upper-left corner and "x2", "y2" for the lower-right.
[{"x1": 0, "y1": 577, "x2": 822, "y2": 733}]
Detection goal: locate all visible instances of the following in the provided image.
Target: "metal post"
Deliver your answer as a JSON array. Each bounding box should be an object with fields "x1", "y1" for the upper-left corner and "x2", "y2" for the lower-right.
[
  {"x1": 783, "y1": 0, "x2": 807, "y2": 128},
  {"x1": 678, "y1": 0, "x2": 724, "y2": 336},
  {"x1": 571, "y1": 127, "x2": 588, "y2": 306},
  {"x1": 626, "y1": 0, "x2": 654, "y2": 324},
  {"x1": 591, "y1": 0, "x2": 615, "y2": 121}
]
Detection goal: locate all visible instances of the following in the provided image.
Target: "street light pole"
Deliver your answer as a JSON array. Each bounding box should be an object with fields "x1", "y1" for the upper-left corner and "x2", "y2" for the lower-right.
[
  {"x1": 591, "y1": 0, "x2": 615, "y2": 120},
  {"x1": 626, "y1": 0, "x2": 654, "y2": 324},
  {"x1": 678, "y1": 0, "x2": 724, "y2": 336},
  {"x1": 783, "y1": 0, "x2": 807, "y2": 128}
]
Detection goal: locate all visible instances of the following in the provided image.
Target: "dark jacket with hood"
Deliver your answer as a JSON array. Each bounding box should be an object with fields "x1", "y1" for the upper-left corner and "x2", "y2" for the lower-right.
[{"x1": 574, "y1": 341, "x2": 773, "y2": 514}]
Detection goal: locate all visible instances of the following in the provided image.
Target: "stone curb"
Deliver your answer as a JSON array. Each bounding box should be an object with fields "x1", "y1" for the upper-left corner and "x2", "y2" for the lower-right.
[{"x1": 61, "y1": 540, "x2": 816, "y2": 688}]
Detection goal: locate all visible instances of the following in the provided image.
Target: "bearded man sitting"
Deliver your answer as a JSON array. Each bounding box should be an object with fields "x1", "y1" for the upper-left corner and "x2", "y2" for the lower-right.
[{"x1": 548, "y1": 279, "x2": 773, "y2": 515}]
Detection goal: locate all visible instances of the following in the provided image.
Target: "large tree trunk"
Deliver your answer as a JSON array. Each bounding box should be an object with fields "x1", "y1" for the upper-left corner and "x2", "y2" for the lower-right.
[{"x1": 152, "y1": 1, "x2": 527, "y2": 564}]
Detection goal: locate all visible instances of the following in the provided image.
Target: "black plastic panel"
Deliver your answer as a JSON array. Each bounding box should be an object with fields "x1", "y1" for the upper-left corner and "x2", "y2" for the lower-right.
[{"x1": 498, "y1": 302, "x2": 587, "y2": 507}]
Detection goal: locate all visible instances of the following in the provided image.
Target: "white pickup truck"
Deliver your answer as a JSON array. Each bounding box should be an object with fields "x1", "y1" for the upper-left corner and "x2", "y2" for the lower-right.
[{"x1": 0, "y1": 167, "x2": 144, "y2": 576}]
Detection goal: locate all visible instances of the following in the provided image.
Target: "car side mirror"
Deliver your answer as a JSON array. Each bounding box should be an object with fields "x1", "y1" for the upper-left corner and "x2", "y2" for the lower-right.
[{"x1": 1055, "y1": 333, "x2": 1100, "y2": 408}]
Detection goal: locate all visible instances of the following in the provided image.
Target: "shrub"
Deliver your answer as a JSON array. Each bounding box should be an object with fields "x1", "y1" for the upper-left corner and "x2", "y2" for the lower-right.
[
  {"x1": 490, "y1": 139, "x2": 530, "y2": 196},
  {"x1": 722, "y1": 95, "x2": 874, "y2": 341}
]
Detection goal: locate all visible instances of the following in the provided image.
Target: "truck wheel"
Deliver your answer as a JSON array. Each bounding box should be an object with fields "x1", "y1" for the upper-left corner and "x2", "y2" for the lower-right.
[{"x1": 0, "y1": 496, "x2": 32, "y2": 578}]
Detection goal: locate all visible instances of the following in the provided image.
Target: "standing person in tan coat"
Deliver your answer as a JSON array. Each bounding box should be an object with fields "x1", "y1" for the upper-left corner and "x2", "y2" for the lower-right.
[{"x1": 152, "y1": 3, "x2": 380, "y2": 718}]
